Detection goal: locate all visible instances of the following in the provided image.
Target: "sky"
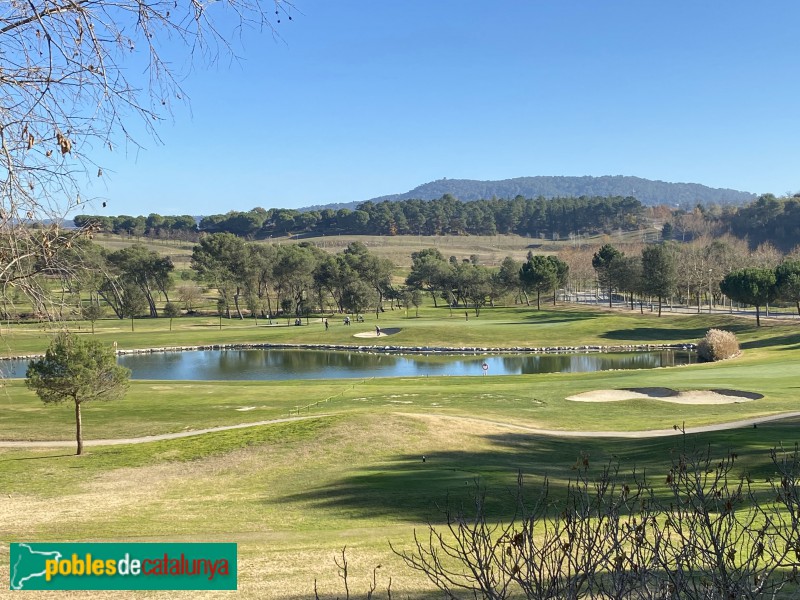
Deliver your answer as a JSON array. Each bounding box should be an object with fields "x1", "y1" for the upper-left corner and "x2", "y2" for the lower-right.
[{"x1": 86, "y1": 1, "x2": 800, "y2": 217}]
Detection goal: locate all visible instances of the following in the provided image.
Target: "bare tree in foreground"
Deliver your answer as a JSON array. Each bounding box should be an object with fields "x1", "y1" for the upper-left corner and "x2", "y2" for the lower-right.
[
  {"x1": 387, "y1": 439, "x2": 800, "y2": 600},
  {"x1": 1, "y1": 0, "x2": 292, "y2": 318}
]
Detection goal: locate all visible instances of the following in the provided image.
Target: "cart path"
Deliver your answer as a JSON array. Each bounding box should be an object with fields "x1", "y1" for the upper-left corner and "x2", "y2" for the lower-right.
[
  {"x1": 0, "y1": 415, "x2": 329, "y2": 448},
  {"x1": 398, "y1": 411, "x2": 800, "y2": 438},
  {"x1": 4, "y1": 410, "x2": 800, "y2": 448}
]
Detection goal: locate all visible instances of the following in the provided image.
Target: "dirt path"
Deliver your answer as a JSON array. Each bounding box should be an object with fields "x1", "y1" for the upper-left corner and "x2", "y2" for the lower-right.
[
  {"x1": 399, "y1": 411, "x2": 800, "y2": 439},
  {"x1": 0, "y1": 415, "x2": 328, "y2": 448}
]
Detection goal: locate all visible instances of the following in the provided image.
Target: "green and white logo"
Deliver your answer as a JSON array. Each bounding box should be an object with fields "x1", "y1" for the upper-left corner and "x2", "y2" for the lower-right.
[{"x1": 10, "y1": 543, "x2": 237, "y2": 590}]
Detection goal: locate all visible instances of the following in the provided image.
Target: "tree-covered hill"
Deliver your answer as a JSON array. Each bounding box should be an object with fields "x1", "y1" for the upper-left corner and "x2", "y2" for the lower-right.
[{"x1": 362, "y1": 175, "x2": 755, "y2": 208}]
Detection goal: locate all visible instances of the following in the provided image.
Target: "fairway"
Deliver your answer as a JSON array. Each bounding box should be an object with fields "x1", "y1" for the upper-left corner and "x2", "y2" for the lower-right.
[{"x1": 2, "y1": 305, "x2": 800, "y2": 598}]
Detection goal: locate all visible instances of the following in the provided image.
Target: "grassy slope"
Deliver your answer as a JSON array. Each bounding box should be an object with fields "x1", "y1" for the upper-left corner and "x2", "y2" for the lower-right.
[{"x1": 1, "y1": 304, "x2": 800, "y2": 598}]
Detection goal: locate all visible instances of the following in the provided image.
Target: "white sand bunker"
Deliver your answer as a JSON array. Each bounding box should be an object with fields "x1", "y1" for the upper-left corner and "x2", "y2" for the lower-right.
[
  {"x1": 566, "y1": 387, "x2": 763, "y2": 405},
  {"x1": 353, "y1": 327, "x2": 401, "y2": 338}
]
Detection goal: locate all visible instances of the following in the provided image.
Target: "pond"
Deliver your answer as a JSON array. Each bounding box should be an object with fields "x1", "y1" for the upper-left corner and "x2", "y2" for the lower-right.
[{"x1": 1, "y1": 348, "x2": 696, "y2": 381}]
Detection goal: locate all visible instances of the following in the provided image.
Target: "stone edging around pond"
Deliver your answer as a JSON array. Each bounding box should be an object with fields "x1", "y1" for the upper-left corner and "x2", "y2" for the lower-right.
[
  {"x1": 112, "y1": 342, "x2": 699, "y2": 357},
  {"x1": 1, "y1": 342, "x2": 697, "y2": 361}
]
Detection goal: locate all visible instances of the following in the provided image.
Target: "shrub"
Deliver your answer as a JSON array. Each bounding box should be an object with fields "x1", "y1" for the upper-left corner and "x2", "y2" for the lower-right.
[
  {"x1": 325, "y1": 441, "x2": 800, "y2": 600},
  {"x1": 697, "y1": 328, "x2": 740, "y2": 362},
  {"x1": 393, "y1": 443, "x2": 800, "y2": 600}
]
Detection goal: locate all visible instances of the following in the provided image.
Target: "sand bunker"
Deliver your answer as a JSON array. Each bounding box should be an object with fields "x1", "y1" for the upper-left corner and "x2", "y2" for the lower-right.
[
  {"x1": 353, "y1": 327, "x2": 401, "y2": 338},
  {"x1": 566, "y1": 387, "x2": 763, "y2": 405}
]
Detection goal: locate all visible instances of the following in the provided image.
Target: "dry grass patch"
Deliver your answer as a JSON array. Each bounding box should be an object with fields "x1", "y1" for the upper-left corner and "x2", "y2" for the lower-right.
[{"x1": 0, "y1": 460, "x2": 192, "y2": 534}]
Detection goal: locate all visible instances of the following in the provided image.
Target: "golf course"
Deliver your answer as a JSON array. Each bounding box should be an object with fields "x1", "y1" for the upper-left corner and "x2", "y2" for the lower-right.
[{"x1": 2, "y1": 303, "x2": 799, "y2": 598}]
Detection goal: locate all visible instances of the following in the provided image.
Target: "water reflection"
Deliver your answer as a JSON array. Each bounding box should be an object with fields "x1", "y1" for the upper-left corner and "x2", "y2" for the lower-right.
[
  {"x1": 503, "y1": 351, "x2": 688, "y2": 374},
  {"x1": 1, "y1": 349, "x2": 695, "y2": 381},
  {"x1": 126, "y1": 349, "x2": 693, "y2": 380}
]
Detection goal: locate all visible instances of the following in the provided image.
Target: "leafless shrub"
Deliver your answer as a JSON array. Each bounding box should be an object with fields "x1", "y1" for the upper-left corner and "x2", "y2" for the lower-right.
[
  {"x1": 389, "y1": 438, "x2": 800, "y2": 600},
  {"x1": 315, "y1": 546, "x2": 393, "y2": 600},
  {"x1": 697, "y1": 328, "x2": 740, "y2": 362}
]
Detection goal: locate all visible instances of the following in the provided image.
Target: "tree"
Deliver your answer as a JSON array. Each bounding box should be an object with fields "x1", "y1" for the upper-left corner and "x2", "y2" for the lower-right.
[
  {"x1": 120, "y1": 283, "x2": 148, "y2": 330},
  {"x1": 192, "y1": 233, "x2": 248, "y2": 319},
  {"x1": 1, "y1": 0, "x2": 289, "y2": 319},
  {"x1": 81, "y1": 304, "x2": 104, "y2": 334},
  {"x1": 495, "y1": 257, "x2": 523, "y2": 303},
  {"x1": 244, "y1": 244, "x2": 277, "y2": 317},
  {"x1": 106, "y1": 245, "x2": 174, "y2": 317},
  {"x1": 314, "y1": 255, "x2": 353, "y2": 314},
  {"x1": 400, "y1": 288, "x2": 413, "y2": 317},
  {"x1": 519, "y1": 253, "x2": 557, "y2": 310},
  {"x1": 272, "y1": 244, "x2": 317, "y2": 318},
  {"x1": 609, "y1": 255, "x2": 643, "y2": 310},
  {"x1": 26, "y1": 333, "x2": 130, "y2": 455},
  {"x1": 592, "y1": 244, "x2": 623, "y2": 307},
  {"x1": 775, "y1": 260, "x2": 800, "y2": 316},
  {"x1": 547, "y1": 255, "x2": 569, "y2": 305},
  {"x1": 641, "y1": 244, "x2": 676, "y2": 316},
  {"x1": 407, "y1": 249, "x2": 449, "y2": 308},
  {"x1": 340, "y1": 279, "x2": 376, "y2": 316},
  {"x1": 410, "y1": 289, "x2": 423, "y2": 317},
  {"x1": 162, "y1": 301, "x2": 181, "y2": 331},
  {"x1": 720, "y1": 268, "x2": 777, "y2": 326},
  {"x1": 176, "y1": 284, "x2": 203, "y2": 313},
  {"x1": 343, "y1": 242, "x2": 393, "y2": 318},
  {"x1": 461, "y1": 265, "x2": 493, "y2": 316}
]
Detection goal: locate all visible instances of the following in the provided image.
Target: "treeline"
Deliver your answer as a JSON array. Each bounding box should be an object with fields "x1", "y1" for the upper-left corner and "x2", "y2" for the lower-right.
[
  {"x1": 727, "y1": 193, "x2": 800, "y2": 251},
  {"x1": 75, "y1": 192, "x2": 800, "y2": 253},
  {"x1": 188, "y1": 237, "x2": 566, "y2": 319},
  {"x1": 13, "y1": 229, "x2": 800, "y2": 323},
  {"x1": 75, "y1": 194, "x2": 646, "y2": 239},
  {"x1": 48, "y1": 236, "x2": 570, "y2": 322},
  {"x1": 570, "y1": 238, "x2": 800, "y2": 323},
  {"x1": 58, "y1": 237, "x2": 399, "y2": 321},
  {"x1": 665, "y1": 193, "x2": 800, "y2": 252},
  {"x1": 73, "y1": 214, "x2": 197, "y2": 238}
]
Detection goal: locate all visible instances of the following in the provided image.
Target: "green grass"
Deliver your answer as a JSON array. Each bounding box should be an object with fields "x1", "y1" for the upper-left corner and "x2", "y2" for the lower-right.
[
  {"x1": 2, "y1": 304, "x2": 800, "y2": 598},
  {"x1": 0, "y1": 416, "x2": 339, "y2": 496},
  {"x1": 3, "y1": 302, "x2": 796, "y2": 356},
  {"x1": 2, "y1": 339, "x2": 799, "y2": 442}
]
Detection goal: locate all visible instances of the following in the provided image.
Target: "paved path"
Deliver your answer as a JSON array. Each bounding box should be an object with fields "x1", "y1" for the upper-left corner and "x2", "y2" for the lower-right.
[
  {"x1": 0, "y1": 415, "x2": 328, "y2": 448},
  {"x1": 400, "y1": 411, "x2": 800, "y2": 439}
]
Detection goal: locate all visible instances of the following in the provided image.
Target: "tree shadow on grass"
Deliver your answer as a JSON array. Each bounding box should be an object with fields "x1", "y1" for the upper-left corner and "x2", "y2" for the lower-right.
[
  {"x1": 500, "y1": 312, "x2": 601, "y2": 326},
  {"x1": 600, "y1": 326, "x2": 711, "y2": 342},
  {"x1": 740, "y1": 332, "x2": 800, "y2": 350},
  {"x1": 270, "y1": 419, "x2": 799, "y2": 523},
  {"x1": 0, "y1": 453, "x2": 74, "y2": 461}
]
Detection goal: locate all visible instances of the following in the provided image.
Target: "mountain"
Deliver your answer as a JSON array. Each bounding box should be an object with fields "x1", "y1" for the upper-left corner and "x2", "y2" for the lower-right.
[
  {"x1": 298, "y1": 200, "x2": 361, "y2": 213},
  {"x1": 362, "y1": 176, "x2": 755, "y2": 207}
]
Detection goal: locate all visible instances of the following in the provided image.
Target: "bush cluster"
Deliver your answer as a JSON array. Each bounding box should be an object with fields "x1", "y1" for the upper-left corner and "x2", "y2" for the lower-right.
[{"x1": 697, "y1": 328, "x2": 740, "y2": 362}]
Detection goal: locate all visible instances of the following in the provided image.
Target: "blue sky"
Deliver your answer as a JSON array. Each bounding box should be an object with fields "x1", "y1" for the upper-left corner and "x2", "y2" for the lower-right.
[{"x1": 90, "y1": 1, "x2": 800, "y2": 216}]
